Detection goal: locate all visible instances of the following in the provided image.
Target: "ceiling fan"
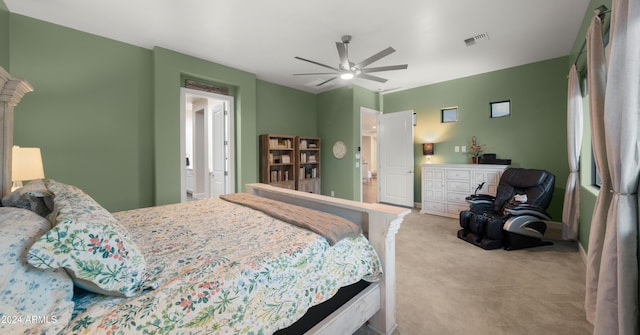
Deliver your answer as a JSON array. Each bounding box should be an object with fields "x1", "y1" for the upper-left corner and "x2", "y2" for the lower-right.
[{"x1": 294, "y1": 35, "x2": 408, "y2": 87}]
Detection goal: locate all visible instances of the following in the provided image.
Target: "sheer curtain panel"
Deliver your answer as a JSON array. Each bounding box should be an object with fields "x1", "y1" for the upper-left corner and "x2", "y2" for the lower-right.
[
  {"x1": 586, "y1": 0, "x2": 640, "y2": 333},
  {"x1": 562, "y1": 65, "x2": 583, "y2": 240},
  {"x1": 584, "y1": 14, "x2": 612, "y2": 326}
]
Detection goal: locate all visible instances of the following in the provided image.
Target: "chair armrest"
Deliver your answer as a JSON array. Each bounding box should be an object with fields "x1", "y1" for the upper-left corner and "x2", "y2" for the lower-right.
[
  {"x1": 504, "y1": 203, "x2": 551, "y2": 220},
  {"x1": 466, "y1": 194, "x2": 495, "y2": 213},
  {"x1": 465, "y1": 194, "x2": 495, "y2": 203}
]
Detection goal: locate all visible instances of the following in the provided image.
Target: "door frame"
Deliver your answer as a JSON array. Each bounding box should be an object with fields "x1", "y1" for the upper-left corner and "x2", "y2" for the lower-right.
[{"x1": 180, "y1": 87, "x2": 235, "y2": 202}]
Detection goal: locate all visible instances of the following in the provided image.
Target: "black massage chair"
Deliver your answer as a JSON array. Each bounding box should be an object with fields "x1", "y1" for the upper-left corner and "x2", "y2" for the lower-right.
[{"x1": 458, "y1": 168, "x2": 556, "y2": 250}]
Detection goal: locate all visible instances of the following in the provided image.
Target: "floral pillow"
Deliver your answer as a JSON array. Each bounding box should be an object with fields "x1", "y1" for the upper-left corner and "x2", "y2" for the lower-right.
[
  {"x1": 0, "y1": 207, "x2": 74, "y2": 335},
  {"x1": 1, "y1": 179, "x2": 54, "y2": 217},
  {"x1": 27, "y1": 180, "x2": 147, "y2": 297}
]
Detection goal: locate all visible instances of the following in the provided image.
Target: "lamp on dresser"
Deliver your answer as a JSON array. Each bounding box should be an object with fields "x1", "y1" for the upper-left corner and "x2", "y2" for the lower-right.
[{"x1": 11, "y1": 147, "x2": 45, "y2": 191}]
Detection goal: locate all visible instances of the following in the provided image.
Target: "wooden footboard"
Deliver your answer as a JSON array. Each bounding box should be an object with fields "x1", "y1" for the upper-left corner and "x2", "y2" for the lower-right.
[
  {"x1": 246, "y1": 183, "x2": 410, "y2": 335},
  {"x1": 306, "y1": 282, "x2": 381, "y2": 334}
]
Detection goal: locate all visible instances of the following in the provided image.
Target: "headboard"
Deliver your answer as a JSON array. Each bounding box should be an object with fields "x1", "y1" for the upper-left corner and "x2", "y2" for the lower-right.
[{"x1": 0, "y1": 67, "x2": 34, "y2": 197}]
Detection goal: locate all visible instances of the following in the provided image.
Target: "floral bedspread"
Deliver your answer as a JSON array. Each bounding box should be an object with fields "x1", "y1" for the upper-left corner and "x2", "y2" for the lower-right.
[{"x1": 63, "y1": 197, "x2": 382, "y2": 334}]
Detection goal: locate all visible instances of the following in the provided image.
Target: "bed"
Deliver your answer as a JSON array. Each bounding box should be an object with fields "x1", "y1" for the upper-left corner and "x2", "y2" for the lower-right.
[{"x1": 0, "y1": 67, "x2": 410, "y2": 335}]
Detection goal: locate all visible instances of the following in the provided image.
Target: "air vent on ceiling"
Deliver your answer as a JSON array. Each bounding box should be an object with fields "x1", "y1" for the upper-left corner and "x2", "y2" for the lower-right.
[{"x1": 464, "y1": 32, "x2": 490, "y2": 46}]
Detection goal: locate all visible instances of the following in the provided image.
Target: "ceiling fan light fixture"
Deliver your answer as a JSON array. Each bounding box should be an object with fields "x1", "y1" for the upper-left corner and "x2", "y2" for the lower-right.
[
  {"x1": 294, "y1": 34, "x2": 407, "y2": 86},
  {"x1": 340, "y1": 72, "x2": 354, "y2": 80}
]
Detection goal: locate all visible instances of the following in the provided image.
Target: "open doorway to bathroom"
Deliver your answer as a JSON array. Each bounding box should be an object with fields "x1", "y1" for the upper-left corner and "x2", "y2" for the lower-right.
[
  {"x1": 180, "y1": 87, "x2": 235, "y2": 202},
  {"x1": 361, "y1": 107, "x2": 379, "y2": 203}
]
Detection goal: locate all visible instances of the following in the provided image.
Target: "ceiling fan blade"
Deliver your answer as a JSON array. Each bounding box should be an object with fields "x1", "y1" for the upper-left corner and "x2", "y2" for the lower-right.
[
  {"x1": 361, "y1": 64, "x2": 408, "y2": 73},
  {"x1": 294, "y1": 56, "x2": 340, "y2": 72},
  {"x1": 293, "y1": 72, "x2": 337, "y2": 76},
  {"x1": 357, "y1": 73, "x2": 388, "y2": 83},
  {"x1": 355, "y1": 47, "x2": 395, "y2": 68},
  {"x1": 317, "y1": 76, "x2": 338, "y2": 86},
  {"x1": 336, "y1": 42, "x2": 350, "y2": 70}
]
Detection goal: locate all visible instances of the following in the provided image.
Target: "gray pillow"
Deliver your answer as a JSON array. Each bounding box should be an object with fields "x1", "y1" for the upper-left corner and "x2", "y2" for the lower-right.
[{"x1": 1, "y1": 179, "x2": 54, "y2": 217}]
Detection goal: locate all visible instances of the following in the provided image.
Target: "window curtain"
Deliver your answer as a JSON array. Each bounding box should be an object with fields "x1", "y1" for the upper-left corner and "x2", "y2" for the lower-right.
[
  {"x1": 584, "y1": 13, "x2": 611, "y2": 326},
  {"x1": 562, "y1": 65, "x2": 583, "y2": 240},
  {"x1": 585, "y1": 0, "x2": 640, "y2": 333}
]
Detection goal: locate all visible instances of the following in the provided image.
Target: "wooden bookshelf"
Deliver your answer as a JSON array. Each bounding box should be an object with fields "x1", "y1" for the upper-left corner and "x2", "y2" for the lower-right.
[
  {"x1": 259, "y1": 134, "x2": 296, "y2": 190},
  {"x1": 295, "y1": 136, "x2": 321, "y2": 194}
]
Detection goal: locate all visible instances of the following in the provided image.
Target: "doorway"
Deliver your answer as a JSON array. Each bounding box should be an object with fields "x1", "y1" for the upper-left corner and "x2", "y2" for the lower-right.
[
  {"x1": 180, "y1": 88, "x2": 235, "y2": 202},
  {"x1": 360, "y1": 107, "x2": 380, "y2": 203}
]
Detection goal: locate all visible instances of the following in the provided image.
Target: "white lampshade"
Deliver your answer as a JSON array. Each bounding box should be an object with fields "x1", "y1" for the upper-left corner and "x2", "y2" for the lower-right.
[{"x1": 12, "y1": 147, "x2": 45, "y2": 182}]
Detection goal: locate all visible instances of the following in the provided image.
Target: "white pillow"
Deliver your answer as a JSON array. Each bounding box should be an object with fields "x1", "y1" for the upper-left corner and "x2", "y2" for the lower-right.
[{"x1": 0, "y1": 207, "x2": 74, "y2": 335}]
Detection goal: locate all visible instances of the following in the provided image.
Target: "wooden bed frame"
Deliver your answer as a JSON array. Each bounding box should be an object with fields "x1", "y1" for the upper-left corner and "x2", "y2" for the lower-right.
[
  {"x1": 0, "y1": 67, "x2": 34, "y2": 196},
  {"x1": 246, "y1": 184, "x2": 409, "y2": 335},
  {"x1": 0, "y1": 67, "x2": 410, "y2": 335}
]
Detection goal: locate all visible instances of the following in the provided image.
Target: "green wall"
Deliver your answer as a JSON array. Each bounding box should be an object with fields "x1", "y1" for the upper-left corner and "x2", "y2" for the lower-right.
[
  {"x1": 10, "y1": 14, "x2": 154, "y2": 212},
  {"x1": 315, "y1": 85, "x2": 379, "y2": 200},
  {"x1": 0, "y1": 0, "x2": 9, "y2": 69},
  {"x1": 383, "y1": 57, "x2": 569, "y2": 219},
  {"x1": 317, "y1": 87, "x2": 354, "y2": 199},
  {"x1": 152, "y1": 47, "x2": 258, "y2": 206},
  {"x1": 6, "y1": 12, "x2": 315, "y2": 212},
  {"x1": 256, "y1": 79, "x2": 317, "y2": 136}
]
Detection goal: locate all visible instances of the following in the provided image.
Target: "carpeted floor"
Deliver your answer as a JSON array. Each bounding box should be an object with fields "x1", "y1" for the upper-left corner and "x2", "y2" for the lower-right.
[{"x1": 357, "y1": 210, "x2": 593, "y2": 335}]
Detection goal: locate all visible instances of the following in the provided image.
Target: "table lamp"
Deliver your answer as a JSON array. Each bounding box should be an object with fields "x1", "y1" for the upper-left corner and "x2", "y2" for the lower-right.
[{"x1": 11, "y1": 147, "x2": 45, "y2": 191}]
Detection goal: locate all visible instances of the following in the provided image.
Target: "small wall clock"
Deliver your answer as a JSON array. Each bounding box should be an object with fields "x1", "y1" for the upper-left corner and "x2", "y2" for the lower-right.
[{"x1": 332, "y1": 140, "x2": 347, "y2": 159}]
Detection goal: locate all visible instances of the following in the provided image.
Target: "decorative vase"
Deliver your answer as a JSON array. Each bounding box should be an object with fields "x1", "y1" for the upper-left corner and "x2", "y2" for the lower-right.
[{"x1": 472, "y1": 156, "x2": 480, "y2": 164}]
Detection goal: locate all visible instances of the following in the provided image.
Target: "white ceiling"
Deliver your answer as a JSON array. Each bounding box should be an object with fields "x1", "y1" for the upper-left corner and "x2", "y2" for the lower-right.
[{"x1": 5, "y1": 0, "x2": 591, "y2": 94}]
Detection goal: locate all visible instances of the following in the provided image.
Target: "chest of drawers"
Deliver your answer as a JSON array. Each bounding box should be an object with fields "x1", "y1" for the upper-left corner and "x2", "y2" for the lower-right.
[{"x1": 420, "y1": 164, "x2": 508, "y2": 218}]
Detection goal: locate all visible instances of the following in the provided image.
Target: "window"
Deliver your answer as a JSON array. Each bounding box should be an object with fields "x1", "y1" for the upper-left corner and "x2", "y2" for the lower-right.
[
  {"x1": 490, "y1": 100, "x2": 511, "y2": 118},
  {"x1": 441, "y1": 107, "x2": 458, "y2": 123},
  {"x1": 592, "y1": 146, "x2": 602, "y2": 188}
]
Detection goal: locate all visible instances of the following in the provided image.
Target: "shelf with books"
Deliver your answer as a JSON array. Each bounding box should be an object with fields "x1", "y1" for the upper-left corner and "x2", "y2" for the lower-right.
[
  {"x1": 295, "y1": 136, "x2": 321, "y2": 194},
  {"x1": 259, "y1": 134, "x2": 295, "y2": 190}
]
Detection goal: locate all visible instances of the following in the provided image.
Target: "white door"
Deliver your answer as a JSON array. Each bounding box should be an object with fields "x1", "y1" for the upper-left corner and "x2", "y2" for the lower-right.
[
  {"x1": 378, "y1": 110, "x2": 414, "y2": 207},
  {"x1": 210, "y1": 103, "x2": 226, "y2": 197}
]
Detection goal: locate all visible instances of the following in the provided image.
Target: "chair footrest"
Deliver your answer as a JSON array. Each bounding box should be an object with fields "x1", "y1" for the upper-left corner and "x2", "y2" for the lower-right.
[
  {"x1": 457, "y1": 229, "x2": 503, "y2": 250},
  {"x1": 503, "y1": 231, "x2": 553, "y2": 250},
  {"x1": 503, "y1": 216, "x2": 548, "y2": 238}
]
